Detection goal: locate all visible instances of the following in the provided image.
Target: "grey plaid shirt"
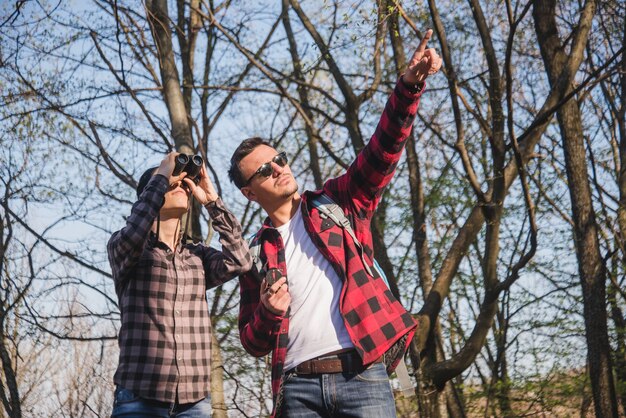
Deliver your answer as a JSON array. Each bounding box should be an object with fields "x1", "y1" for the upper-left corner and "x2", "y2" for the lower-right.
[{"x1": 107, "y1": 174, "x2": 251, "y2": 404}]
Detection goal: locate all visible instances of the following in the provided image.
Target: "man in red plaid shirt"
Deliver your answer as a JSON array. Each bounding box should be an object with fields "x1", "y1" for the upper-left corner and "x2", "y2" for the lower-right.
[{"x1": 228, "y1": 30, "x2": 441, "y2": 417}]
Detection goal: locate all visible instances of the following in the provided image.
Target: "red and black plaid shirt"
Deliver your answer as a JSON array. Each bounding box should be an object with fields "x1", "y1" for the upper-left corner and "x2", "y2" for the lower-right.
[
  {"x1": 108, "y1": 175, "x2": 251, "y2": 403},
  {"x1": 238, "y1": 77, "x2": 424, "y2": 416}
]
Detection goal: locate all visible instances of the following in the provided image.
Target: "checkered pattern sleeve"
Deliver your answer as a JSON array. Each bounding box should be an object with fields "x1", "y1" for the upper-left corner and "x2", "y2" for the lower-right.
[
  {"x1": 200, "y1": 198, "x2": 252, "y2": 288},
  {"x1": 238, "y1": 269, "x2": 284, "y2": 356},
  {"x1": 107, "y1": 174, "x2": 167, "y2": 295},
  {"x1": 325, "y1": 77, "x2": 424, "y2": 215}
]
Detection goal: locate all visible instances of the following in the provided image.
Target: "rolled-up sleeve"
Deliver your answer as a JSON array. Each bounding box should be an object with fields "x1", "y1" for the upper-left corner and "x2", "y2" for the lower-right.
[{"x1": 201, "y1": 198, "x2": 252, "y2": 288}]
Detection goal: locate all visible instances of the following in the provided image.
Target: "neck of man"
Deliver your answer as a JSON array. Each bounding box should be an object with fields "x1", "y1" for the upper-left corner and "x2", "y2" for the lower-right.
[
  {"x1": 152, "y1": 214, "x2": 183, "y2": 251},
  {"x1": 267, "y1": 193, "x2": 301, "y2": 228}
]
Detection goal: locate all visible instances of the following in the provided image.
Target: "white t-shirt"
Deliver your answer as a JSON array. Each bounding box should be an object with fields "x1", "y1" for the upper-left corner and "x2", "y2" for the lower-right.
[{"x1": 275, "y1": 203, "x2": 354, "y2": 371}]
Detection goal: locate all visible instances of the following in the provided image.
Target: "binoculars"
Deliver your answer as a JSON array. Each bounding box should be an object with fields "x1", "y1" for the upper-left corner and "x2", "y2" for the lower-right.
[{"x1": 173, "y1": 154, "x2": 203, "y2": 181}]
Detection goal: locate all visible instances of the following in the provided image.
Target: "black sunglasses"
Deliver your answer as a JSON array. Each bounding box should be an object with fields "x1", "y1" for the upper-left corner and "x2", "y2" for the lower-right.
[{"x1": 244, "y1": 152, "x2": 288, "y2": 186}]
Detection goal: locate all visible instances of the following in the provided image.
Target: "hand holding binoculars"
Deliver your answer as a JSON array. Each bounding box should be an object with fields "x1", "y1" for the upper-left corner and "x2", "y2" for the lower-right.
[{"x1": 172, "y1": 154, "x2": 203, "y2": 182}]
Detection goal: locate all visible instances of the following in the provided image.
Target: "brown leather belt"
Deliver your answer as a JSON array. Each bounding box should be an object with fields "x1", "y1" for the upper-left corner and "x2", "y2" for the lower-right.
[{"x1": 289, "y1": 350, "x2": 382, "y2": 375}]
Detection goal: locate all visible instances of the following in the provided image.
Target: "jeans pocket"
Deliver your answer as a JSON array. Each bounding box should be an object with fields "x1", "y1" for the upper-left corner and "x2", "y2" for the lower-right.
[
  {"x1": 114, "y1": 386, "x2": 140, "y2": 406},
  {"x1": 355, "y1": 362, "x2": 390, "y2": 383},
  {"x1": 285, "y1": 367, "x2": 304, "y2": 383}
]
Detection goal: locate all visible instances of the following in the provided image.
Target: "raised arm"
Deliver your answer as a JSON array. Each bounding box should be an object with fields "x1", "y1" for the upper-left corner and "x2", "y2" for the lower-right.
[
  {"x1": 199, "y1": 197, "x2": 252, "y2": 288},
  {"x1": 325, "y1": 30, "x2": 442, "y2": 214},
  {"x1": 107, "y1": 174, "x2": 166, "y2": 294},
  {"x1": 107, "y1": 152, "x2": 188, "y2": 293}
]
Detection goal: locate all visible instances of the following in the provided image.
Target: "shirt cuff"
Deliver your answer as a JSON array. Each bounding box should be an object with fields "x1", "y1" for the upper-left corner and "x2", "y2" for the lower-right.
[
  {"x1": 204, "y1": 197, "x2": 224, "y2": 216},
  {"x1": 399, "y1": 75, "x2": 426, "y2": 96},
  {"x1": 148, "y1": 173, "x2": 168, "y2": 189},
  {"x1": 261, "y1": 303, "x2": 284, "y2": 321},
  {"x1": 142, "y1": 174, "x2": 168, "y2": 207},
  {"x1": 258, "y1": 303, "x2": 285, "y2": 333}
]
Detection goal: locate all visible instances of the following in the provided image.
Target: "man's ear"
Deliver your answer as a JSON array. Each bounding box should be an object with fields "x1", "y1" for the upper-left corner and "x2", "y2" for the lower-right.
[{"x1": 241, "y1": 186, "x2": 257, "y2": 202}]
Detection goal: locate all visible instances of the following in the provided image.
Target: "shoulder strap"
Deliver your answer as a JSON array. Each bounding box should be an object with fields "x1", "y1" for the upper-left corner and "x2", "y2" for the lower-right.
[
  {"x1": 248, "y1": 234, "x2": 265, "y2": 280},
  {"x1": 310, "y1": 193, "x2": 386, "y2": 283}
]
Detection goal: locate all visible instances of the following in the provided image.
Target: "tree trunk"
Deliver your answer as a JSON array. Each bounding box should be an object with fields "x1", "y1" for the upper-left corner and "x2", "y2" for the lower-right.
[
  {"x1": 444, "y1": 381, "x2": 466, "y2": 418},
  {"x1": 614, "y1": 14, "x2": 626, "y2": 415},
  {"x1": 0, "y1": 209, "x2": 21, "y2": 418},
  {"x1": 491, "y1": 304, "x2": 513, "y2": 417},
  {"x1": 175, "y1": 0, "x2": 200, "y2": 117},
  {"x1": 210, "y1": 320, "x2": 227, "y2": 418},
  {"x1": 145, "y1": 0, "x2": 194, "y2": 155},
  {"x1": 0, "y1": 324, "x2": 21, "y2": 418},
  {"x1": 608, "y1": 277, "x2": 626, "y2": 416},
  {"x1": 533, "y1": 1, "x2": 618, "y2": 416},
  {"x1": 617, "y1": 0, "x2": 626, "y2": 255},
  {"x1": 146, "y1": 0, "x2": 202, "y2": 240}
]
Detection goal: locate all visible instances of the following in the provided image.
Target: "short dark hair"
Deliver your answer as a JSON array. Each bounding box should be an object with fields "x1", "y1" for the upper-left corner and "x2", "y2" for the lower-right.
[
  {"x1": 136, "y1": 166, "x2": 159, "y2": 197},
  {"x1": 228, "y1": 137, "x2": 272, "y2": 189}
]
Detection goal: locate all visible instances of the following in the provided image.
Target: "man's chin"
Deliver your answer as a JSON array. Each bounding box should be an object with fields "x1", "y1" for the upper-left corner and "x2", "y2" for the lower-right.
[{"x1": 279, "y1": 183, "x2": 299, "y2": 199}]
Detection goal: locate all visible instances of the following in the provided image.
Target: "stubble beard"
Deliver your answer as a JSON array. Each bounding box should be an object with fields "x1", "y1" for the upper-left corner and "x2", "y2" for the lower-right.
[
  {"x1": 278, "y1": 176, "x2": 299, "y2": 199},
  {"x1": 280, "y1": 183, "x2": 298, "y2": 199}
]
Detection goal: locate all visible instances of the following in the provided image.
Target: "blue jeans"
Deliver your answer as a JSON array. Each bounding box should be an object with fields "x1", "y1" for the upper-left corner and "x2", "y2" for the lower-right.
[
  {"x1": 111, "y1": 386, "x2": 212, "y2": 418},
  {"x1": 282, "y1": 362, "x2": 397, "y2": 417}
]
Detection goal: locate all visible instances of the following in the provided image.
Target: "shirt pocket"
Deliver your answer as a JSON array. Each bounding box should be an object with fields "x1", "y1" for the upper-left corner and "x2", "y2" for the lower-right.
[
  {"x1": 180, "y1": 253, "x2": 207, "y2": 295},
  {"x1": 133, "y1": 252, "x2": 173, "y2": 290}
]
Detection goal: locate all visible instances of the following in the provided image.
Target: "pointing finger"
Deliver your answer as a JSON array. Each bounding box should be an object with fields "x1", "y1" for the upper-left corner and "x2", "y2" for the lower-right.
[{"x1": 416, "y1": 29, "x2": 433, "y2": 55}]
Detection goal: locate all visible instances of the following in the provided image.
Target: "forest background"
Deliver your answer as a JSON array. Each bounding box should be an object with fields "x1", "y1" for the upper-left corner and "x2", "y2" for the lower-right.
[{"x1": 1, "y1": 0, "x2": 625, "y2": 417}]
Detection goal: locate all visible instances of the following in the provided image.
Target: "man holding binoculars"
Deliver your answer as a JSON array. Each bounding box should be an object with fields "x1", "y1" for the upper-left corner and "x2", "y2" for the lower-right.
[{"x1": 107, "y1": 151, "x2": 251, "y2": 417}]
